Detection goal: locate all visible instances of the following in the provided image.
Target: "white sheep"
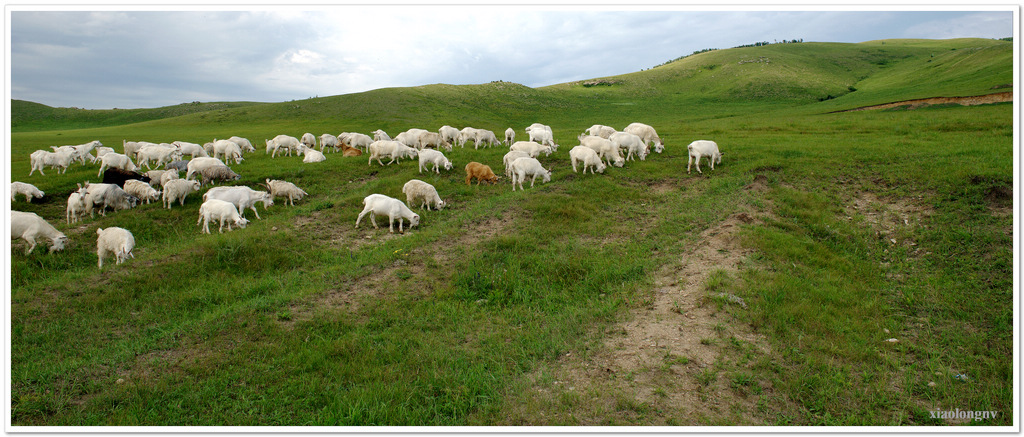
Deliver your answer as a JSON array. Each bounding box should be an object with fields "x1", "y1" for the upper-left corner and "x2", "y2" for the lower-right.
[
  {"x1": 94, "y1": 146, "x2": 116, "y2": 159},
  {"x1": 227, "y1": 136, "x2": 255, "y2": 153},
  {"x1": 509, "y1": 157, "x2": 552, "y2": 191},
  {"x1": 687, "y1": 140, "x2": 723, "y2": 174},
  {"x1": 11, "y1": 182, "x2": 44, "y2": 202},
  {"x1": 11, "y1": 211, "x2": 68, "y2": 255},
  {"x1": 66, "y1": 185, "x2": 88, "y2": 224},
  {"x1": 502, "y1": 150, "x2": 532, "y2": 178},
  {"x1": 29, "y1": 149, "x2": 75, "y2": 175},
  {"x1": 301, "y1": 133, "x2": 317, "y2": 149},
  {"x1": 417, "y1": 149, "x2": 453, "y2": 174},
  {"x1": 162, "y1": 178, "x2": 202, "y2": 209},
  {"x1": 197, "y1": 199, "x2": 249, "y2": 234},
  {"x1": 504, "y1": 127, "x2": 516, "y2": 145},
  {"x1": 509, "y1": 141, "x2": 553, "y2": 158},
  {"x1": 96, "y1": 227, "x2": 135, "y2": 268},
  {"x1": 395, "y1": 128, "x2": 430, "y2": 148},
  {"x1": 355, "y1": 194, "x2": 420, "y2": 233},
  {"x1": 578, "y1": 135, "x2": 624, "y2": 168},
  {"x1": 160, "y1": 169, "x2": 180, "y2": 187},
  {"x1": 417, "y1": 132, "x2": 450, "y2": 151},
  {"x1": 299, "y1": 145, "x2": 327, "y2": 163},
  {"x1": 367, "y1": 140, "x2": 418, "y2": 166},
  {"x1": 123, "y1": 179, "x2": 162, "y2": 204},
  {"x1": 264, "y1": 179, "x2": 307, "y2": 206},
  {"x1": 526, "y1": 125, "x2": 559, "y2": 150},
  {"x1": 319, "y1": 133, "x2": 340, "y2": 152},
  {"x1": 402, "y1": 179, "x2": 445, "y2": 211},
  {"x1": 265, "y1": 134, "x2": 301, "y2": 157},
  {"x1": 472, "y1": 129, "x2": 501, "y2": 149},
  {"x1": 135, "y1": 144, "x2": 183, "y2": 169},
  {"x1": 172, "y1": 141, "x2": 209, "y2": 158},
  {"x1": 584, "y1": 124, "x2": 617, "y2": 139},
  {"x1": 205, "y1": 139, "x2": 244, "y2": 164},
  {"x1": 204, "y1": 186, "x2": 274, "y2": 220},
  {"x1": 83, "y1": 182, "x2": 137, "y2": 217},
  {"x1": 457, "y1": 127, "x2": 478, "y2": 148},
  {"x1": 624, "y1": 122, "x2": 665, "y2": 153},
  {"x1": 439, "y1": 126, "x2": 461, "y2": 146},
  {"x1": 609, "y1": 131, "x2": 648, "y2": 161},
  {"x1": 185, "y1": 157, "x2": 228, "y2": 180},
  {"x1": 97, "y1": 152, "x2": 139, "y2": 177},
  {"x1": 372, "y1": 129, "x2": 392, "y2": 141},
  {"x1": 569, "y1": 146, "x2": 607, "y2": 174}
]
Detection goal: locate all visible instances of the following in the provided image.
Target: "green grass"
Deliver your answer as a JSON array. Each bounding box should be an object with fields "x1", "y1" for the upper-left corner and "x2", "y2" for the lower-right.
[{"x1": 9, "y1": 38, "x2": 1013, "y2": 426}]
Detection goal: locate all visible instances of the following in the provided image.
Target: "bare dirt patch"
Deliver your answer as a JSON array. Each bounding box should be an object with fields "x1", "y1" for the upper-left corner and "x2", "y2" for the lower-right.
[
  {"x1": 845, "y1": 192, "x2": 934, "y2": 252},
  {"x1": 839, "y1": 92, "x2": 1012, "y2": 112},
  {"x1": 498, "y1": 210, "x2": 793, "y2": 425}
]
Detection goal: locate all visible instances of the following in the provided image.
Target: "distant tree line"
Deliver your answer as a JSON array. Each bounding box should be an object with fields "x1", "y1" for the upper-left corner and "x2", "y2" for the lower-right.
[{"x1": 647, "y1": 38, "x2": 804, "y2": 70}]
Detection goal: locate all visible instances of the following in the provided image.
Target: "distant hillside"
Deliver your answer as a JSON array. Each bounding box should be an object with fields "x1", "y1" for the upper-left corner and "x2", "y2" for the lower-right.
[
  {"x1": 11, "y1": 100, "x2": 266, "y2": 132},
  {"x1": 11, "y1": 38, "x2": 1012, "y2": 133}
]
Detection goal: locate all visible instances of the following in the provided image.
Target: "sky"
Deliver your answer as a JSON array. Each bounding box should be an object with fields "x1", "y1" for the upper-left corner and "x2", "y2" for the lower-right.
[{"x1": 8, "y1": 7, "x2": 1016, "y2": 109}]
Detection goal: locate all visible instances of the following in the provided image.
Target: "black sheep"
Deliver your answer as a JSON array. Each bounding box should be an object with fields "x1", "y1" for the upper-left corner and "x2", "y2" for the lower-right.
[{"x1": 101, "y1": 167, "x2": 151, "y2": 187}]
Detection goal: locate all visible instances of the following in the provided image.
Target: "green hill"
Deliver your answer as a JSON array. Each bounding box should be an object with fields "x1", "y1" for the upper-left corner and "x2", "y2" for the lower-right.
[{"x1": 8, "y1": 38, "x2": 1013, "y2": 427}]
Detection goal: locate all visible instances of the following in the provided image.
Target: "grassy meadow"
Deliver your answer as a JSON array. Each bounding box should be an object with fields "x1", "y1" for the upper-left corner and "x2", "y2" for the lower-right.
[{"x1": 8, "y1": 38, "x2": 1014, "y2": 426}]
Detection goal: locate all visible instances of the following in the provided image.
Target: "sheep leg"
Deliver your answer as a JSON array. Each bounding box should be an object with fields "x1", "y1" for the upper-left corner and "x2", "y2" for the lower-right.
[
  {"x1": 219, "y1": 219, "x2": 225, "y2": 233},
  {"x1": 24, "y1": 237, "x2": 37, "y2": 255},
  {"x1": 356, "y1": 208, "x2": 370, "y2": 228},
  {"x1": 687, "y1": 154, "x2": 694, "y2": 174},
  {"x1": 251, "y1": 207, "x2": 261, "y2": 220},
  {"x1": 530, "y1": 174, "x2": 537, "y2": 187}
]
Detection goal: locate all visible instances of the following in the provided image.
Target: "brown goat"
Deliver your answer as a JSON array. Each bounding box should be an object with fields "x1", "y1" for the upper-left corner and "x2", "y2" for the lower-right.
[{"x1": 465, "y1": 162, "x2": 499, "y2": 186}]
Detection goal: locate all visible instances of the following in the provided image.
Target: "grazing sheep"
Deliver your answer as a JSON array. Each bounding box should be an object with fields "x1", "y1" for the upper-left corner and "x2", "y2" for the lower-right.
[
  {"x1": 11, "y1": 182, "x2": 44, "y2": 202},
  {"x1": 569, "y1": 146, "x2": 607, "y2": 174},
  {"x1": 29, "y1": 149, "x2": 75, "y2": 175},
  {"x1": 502, "y1": 151, "x2": 532, "y2": 178},
  {"x1": 83, "y1": 182, "x2": 138, "y2": 217},
  {"x1": 367, "y1": 140, "x2": 418, "y2": 166},
  {"x1": 66, "y1": 185, "x2": 88, "y2": 224},
  {"x1": 509, "y1": 157, "x2": 552, "y2": 191},
  {"x1": 687, "y1": 140, "x2": 723, "y2": 174},
  {"x1": 509, "y1": 141, "x2": 553, "y2": 158},
  {"x1": 162, "y1": 179, "x2": 202, "y2": 209},
  {"x1": 135, "y1": 144, "x2": 183, "y2": 169},
  {"x1": 584, "y1": 124, "x2": 617, "y2": 139},
  {"x1": 395, "y1": 128, "x2": 430, "y2": 148},
  {"x1": 465, "y1": 162, "x2": 499, "y2": 186},
  {"x1": 355, "y1": 194, "x2": 420, "y2": 234},
  {"x1": 123, "y1": 180, "x2": 162, "y2": 204},
  {"x1": 504, "y1": 127, "x2": 516, "y2": 145},
  {"x1": 164, "y1": 160, "x2": 189, "y2": 172},
  {"x1": 578, "y1": 135, "x2": 625, "y2": 168},
  {"x1": 97, "y1": 152, "x2": 139, "y2": 177},
  {"x1": 417, "y1": 131, "x2": 451, "y2": 151},
  {"x1": 609, "y1": 132, "x2": 648, "y2": 161},
  {"x1": 144, "y1": 169, "x2": 170, "y2": 187},
  {"x1": 171, "y1": 141, "x2": 209, "y2": 158},
  {"x1": 265, "y1": 134, "x2": 301, "y2": 157},
  {"x1": 94, "y1": 146, "x2": 116, "y2": 159},
  {"x1": 301, "y1": 133, "x2": 317, "y2": 149},
  {"x1": 372, "y1": 129, "x2": 391, "y2": 141},
  {"x1": 624, "y1": 122, "x2": 665, "y2": 153},
  {"x1": 417, "y1": 149, "x2": 453, "y2": 174},
  {"x1": 197, "y1": 199, "x2": 249, "y2": 234},
  {"x1": 457, "y1": 127, "x2": 479, "y2": 148},
  {"x1": 205, "y1": 139, "x2": 244, "y2": 164},
  {"x1": 439, "y1": 126, "x2": 461, "y2": 147},
  {"x1": 402, "y1": 179, "x2": 445, "y2": 211},
  {"x1": 472, "y1": 129, "x2": 501, "y2": 149},
  {"x1": 526, "y1": 124, "x2": 558, "y2": 150},
  {"x1": 204, "y1": 186, "x2": 274, "y2": 219},
  {"x1": 319, "y1": 133, "x2": 340, "y2": 152},
  {"x1": 199, "y1": 165, "x2": 241, "y2": 186},
  {"x1": 185, "y1": 157, "x2": 228, "y2": 180},
  {"x1": 11, "y1": 211, "x2": 67, "y2": 255},
  {"x1": 96, "y1": 227, "x2": 135, "y2": 268},
  {"x1": 160, "y1": 169, "x2": 180, "y2": 187},
  {"x1": 122, "y1": 140, "x2": 145, "y2": 158},
  {"x1": 263, "y1": 179, "x2": 307, "y2": 206},
  {"x1": 227, "y1": 136, "x2": 255, "y2": 153},
  {"x1": 101, "y1": 167, "x2": 151, "y2": 187},
  {"x1": 346, "y1": 132, "x2": 374, "y2": 150}
]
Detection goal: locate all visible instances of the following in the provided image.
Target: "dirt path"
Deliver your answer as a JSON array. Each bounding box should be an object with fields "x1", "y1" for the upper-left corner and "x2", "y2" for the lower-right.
[
  {"x1": 498, "y1": 180, "x2": 797, "y2": 425},
  {"x1": 837, "y1": 91, "x2": 1012, "y2": 112}
]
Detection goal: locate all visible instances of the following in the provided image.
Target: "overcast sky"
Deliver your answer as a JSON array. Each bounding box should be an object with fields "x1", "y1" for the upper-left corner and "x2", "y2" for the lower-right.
[{"x1": 8, "y1": 7, "x2": 1015, "y2": 109}]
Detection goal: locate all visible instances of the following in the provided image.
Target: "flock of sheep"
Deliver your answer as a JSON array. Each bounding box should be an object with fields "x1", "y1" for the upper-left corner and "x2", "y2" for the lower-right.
[{"x1": 11, "y1": 121, "x2": 724, "y2": 269}]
